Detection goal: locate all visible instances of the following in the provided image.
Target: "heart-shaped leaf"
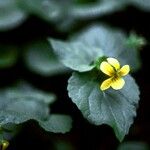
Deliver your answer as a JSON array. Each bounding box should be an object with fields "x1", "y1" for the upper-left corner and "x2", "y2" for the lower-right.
[{"x1": 68, "y1": 72, "x2": 140, "y2": 141}]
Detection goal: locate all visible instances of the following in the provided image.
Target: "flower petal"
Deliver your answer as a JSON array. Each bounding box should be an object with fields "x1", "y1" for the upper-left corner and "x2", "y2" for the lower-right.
[
  {"x1": 118, "y1": 65, "x2": 130, "y2": 76},
  {"x1": 107, "y1": 57, "x2": 120, "y2": 70},
  {"x1": 100, "y1": 78, "x2": 112, "y2": 91},
  {"x1": 111, "y1": 78, "x2": 125, "y2": 90},
  {"x1": 100, "y1": 61, "x2": 114, "y2": 76}
]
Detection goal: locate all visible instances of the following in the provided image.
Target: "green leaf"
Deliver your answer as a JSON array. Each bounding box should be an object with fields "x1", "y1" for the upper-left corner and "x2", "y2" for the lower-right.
[
  {"x1": 50, "y1": 39, "x2": 103, "y2": 72},
  {"x1": 17, "y1": 0, "x2": 128, "y2": 31},
  {"x1": 39, "y1": 114, "x2": 72, "y2": 133},
  {"x1": 118, "y1": 142, "x2": 149, "y2": 150},
  {"x1": 71, "y1": 0, "x2": 127, "y2": 19},
  {"x1": 56, "y1": 0, "x2": 127, "y2": 31},
  {"x1": 0, "y1": 0, "x2": 27, "y2": 31},
  {"x1": 71, "y1": 24, "x2": 142, "y2": 72},
  {"x1": 67, "y1": 72, "x2": 140, "y2": 141},
  {"x1": 17, "y1": 0, "x2": 68, "y2": 22},
  {"x1": 24, "y1": 40, "x2": 68, "y2": 76},
  {"x1": 0, "y1": 45, "x2": 18, "y2": 69},
  {"x1": 0, "y1": 82, "x2": 55, "y2": 125},
  {"x1": 6, "y1": 82, "x2": 56, "y2": 104},
  {"x1": 0, "y1": 82, "x2": 72, "y2": 134}
]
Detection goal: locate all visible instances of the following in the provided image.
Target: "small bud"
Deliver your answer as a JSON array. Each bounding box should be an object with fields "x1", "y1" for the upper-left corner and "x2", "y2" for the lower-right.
[
  {"x1": 126, "y1": 32, "x2": 146, "y2": 49},
  {"x1": 1, "y1": 140, "x2": 9, "y2": 150}
]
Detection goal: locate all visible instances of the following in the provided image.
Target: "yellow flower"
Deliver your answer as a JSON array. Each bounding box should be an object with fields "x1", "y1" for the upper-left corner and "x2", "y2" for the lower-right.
[
  {"x1": 1, "y1": 140, "x2": 9, "y2": 150},
  {"x1": 100, "y1": 58, "x2": 130, "y2": 91}
]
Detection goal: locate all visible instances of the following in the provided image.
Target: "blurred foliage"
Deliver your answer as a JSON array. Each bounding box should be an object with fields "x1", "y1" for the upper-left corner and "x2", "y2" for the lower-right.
[
  {"x1": 24, "y1": 40, "x2": 68, "y2": 76},
  {"x1": 0, "y1": 45, "x2": 18, "y2": 68},
  {"x1": 54, "y1": 140, "x2": 75, "y2": 150},
  {"x1": 118, "y1": 141, "x2": 149, "y2": 150},
  {"x1": 0, "y1": 0, "x2": 26, "y2": 31},
  {"x1": 0, "y1": 0, "x2": 150, "y2": 31},
  {"x1": 0, "y1": 82, "x2": 72, "y2": 144},
  {"x1": 0, "y1": 124, "x2": 20, "y2": 141}
]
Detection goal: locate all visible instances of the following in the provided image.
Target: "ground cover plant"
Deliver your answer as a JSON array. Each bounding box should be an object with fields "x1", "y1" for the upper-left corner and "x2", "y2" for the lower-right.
[{"x1": 0, "y1": 0, "x2": 150, "y2": 150}]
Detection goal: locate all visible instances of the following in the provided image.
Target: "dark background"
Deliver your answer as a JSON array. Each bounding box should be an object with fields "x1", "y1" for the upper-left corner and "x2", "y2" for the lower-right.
[{"x1": 0, "y1": 5, "x2": 150, "y2": 150}]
